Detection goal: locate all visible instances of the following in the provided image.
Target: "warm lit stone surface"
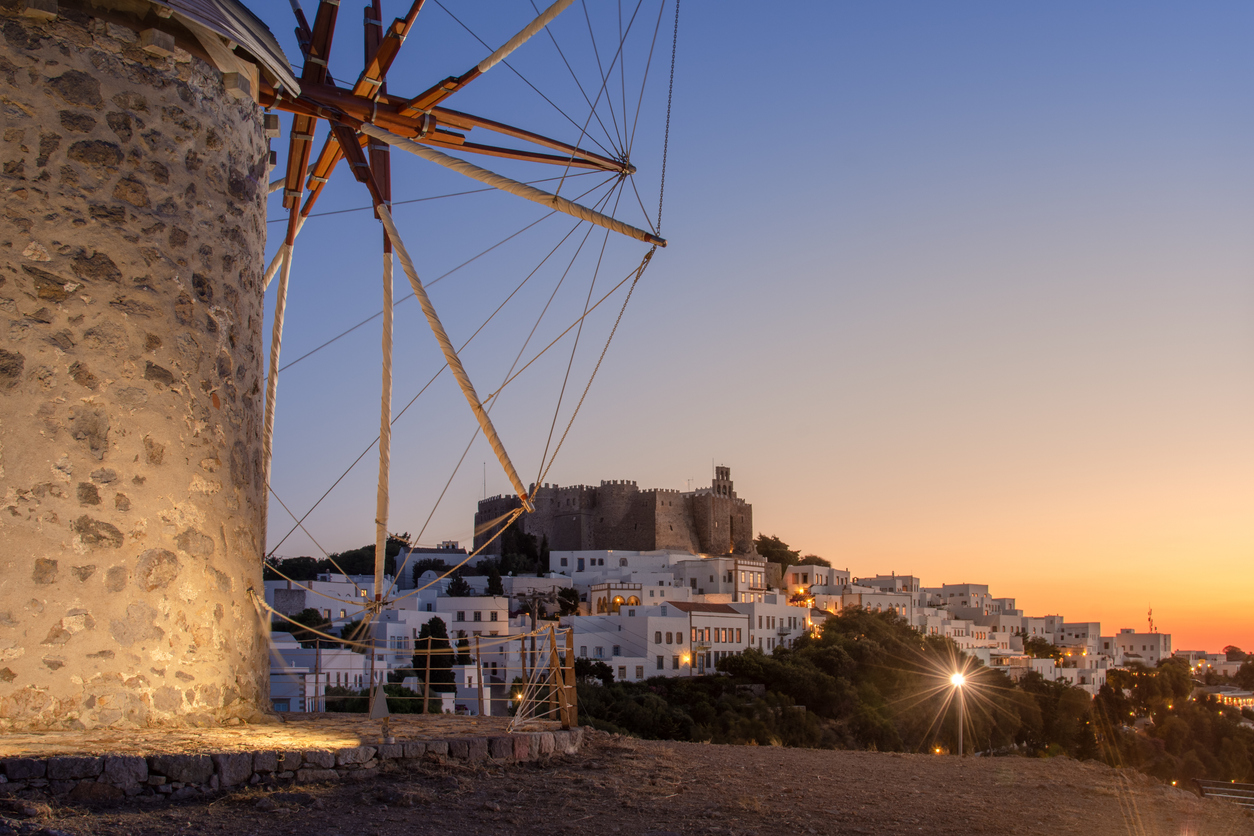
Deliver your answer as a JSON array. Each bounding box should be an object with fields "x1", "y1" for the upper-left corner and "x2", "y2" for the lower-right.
[
  {"x1": 0, "y1": 715, "x2": 563, "y2": 758},
  {"x1": 0, "y1": 716, "x2": 579, "y2": 800},
  {"x1": 0, "y1": 5, "x2": 270, "y2": 729}
]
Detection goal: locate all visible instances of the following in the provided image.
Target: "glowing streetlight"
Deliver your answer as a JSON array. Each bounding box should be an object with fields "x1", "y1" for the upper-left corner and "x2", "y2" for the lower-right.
[{"x1": 950, "y1": 671, "x2": 966, "y2": 756}]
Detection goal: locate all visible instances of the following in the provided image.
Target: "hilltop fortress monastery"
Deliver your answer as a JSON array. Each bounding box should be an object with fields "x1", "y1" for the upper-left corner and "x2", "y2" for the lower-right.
[{"x1": 475, "y1": 466, "x2": 755, "y2": 556}]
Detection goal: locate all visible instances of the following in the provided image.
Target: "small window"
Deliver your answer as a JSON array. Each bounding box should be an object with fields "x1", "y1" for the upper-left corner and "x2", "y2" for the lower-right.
[
  {"x1": 655, "y1": 631, "x2": 663, "y2": 644},
  {"x1": 635, "y1": 665, "x2": 644, "y2": 680},
  {"x1": 560, "y1": 557, "x2": 568, "y2": 566},
  {"x1": 736, "y1": 628, "x2": 742, "y2": 643},
  {"x1": 490, "y1": 611, "x2": 498, "y2": 622},
  {"x1": 619, "y1": 666, "x2": 627, "y2": 680},
  {"x1": 580, "y1": 645, "x2": 587, "y2": 657},
  {"x1": 665, "y1": 632, "x2": 672, "y2": 644},
  {"x1": 594, "y1": 646, "x2": 603, "y2": 659},
  {"x1": 473, "y1": 611, "x2": 482, "y2": 622},
  {"x1": 613, "y1": 645, "x2": 621, "y2": 656},
  {"x1": 656, "y1": 655, "x2": 664, "y2": 671},
  {"x1": 672, "y1": 655, "x2": 680, "y2": 670},
  {"x1": 339, "y1": 609, "x2": 346, "y2": 618},
  {"x1": 456, "y1": 611, "x2": 465, "y2": 622}
]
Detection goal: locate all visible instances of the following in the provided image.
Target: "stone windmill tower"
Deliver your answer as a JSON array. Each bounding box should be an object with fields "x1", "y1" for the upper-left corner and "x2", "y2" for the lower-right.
[{"x1": 0, "y1": 0, "x2": 295, "y2": 728}]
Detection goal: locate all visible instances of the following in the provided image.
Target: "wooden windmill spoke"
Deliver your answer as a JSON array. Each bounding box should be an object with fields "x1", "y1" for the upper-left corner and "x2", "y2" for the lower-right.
[
  {"x1": 297, "y1": 135, "x2": 348, "y2": 218},
  {"x1": 400, "y1": 0, "x2": 576, "y2": 114},
  {"x1": 363, "y1": 0, "x2": 392, "y2": 225},
  {"x1": 267, "y1": 81, "x2": 630, "y2": 175},
  {"x1": 355, "y1": 0, "x2": 427, "y2": 98},
  {"x1": 420, "y1": 138, "x2": 613, "y2": 171},
  {"x1": 433, "y1": 106, "x2": 631, "y2": 172},
  {"x1": 288, "y1": 0, "x2": 313, "y2": 57},
  {"x1": 280, "y1": 0, "x2": 342, "y2": 223}
]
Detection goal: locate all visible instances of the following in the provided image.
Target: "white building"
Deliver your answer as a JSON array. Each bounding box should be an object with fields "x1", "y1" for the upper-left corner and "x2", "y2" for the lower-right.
[{"x1": 1115, "y1": 628, "x2": 1171, "y2": 666}]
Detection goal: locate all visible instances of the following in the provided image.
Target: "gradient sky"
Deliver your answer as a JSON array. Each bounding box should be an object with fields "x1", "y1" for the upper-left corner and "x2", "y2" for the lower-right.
[{"x1": 253, "y1": 2, "x2": 1254, "y2": 653}]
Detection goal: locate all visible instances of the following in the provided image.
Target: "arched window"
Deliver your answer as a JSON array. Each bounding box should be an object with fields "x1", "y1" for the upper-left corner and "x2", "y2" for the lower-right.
[
  {"x1": 611, "y1": 596, "x2": 625, "y2": 614},
  {"x1": 619, "y1": 557, "x2": 628, "y2": 567},
  {"x1": 626, "y1": 596, "x2": 641, "y2": 606}
]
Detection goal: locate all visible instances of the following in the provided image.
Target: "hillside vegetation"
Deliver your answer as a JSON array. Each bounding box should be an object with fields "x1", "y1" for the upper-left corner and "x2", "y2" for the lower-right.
[{"x1": 578, "y1": 607, "x2": 1254, "y2": 784}]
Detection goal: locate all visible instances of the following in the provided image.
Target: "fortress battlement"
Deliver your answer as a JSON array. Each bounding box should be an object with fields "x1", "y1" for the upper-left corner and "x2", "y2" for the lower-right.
[{"x1": 475, "y1": 466, "x2": 754, "y2": 557}]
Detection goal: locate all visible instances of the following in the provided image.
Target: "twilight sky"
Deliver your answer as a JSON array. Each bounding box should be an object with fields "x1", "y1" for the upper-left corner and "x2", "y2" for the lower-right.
[{"x1": 253, "y1": 1, "x2": 1254, "y2": 653}]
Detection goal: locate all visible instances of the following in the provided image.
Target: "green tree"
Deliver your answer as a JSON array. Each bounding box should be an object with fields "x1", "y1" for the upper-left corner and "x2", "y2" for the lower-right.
[
  {"x1": 411, "y1": 557, "x2": 447, "y2": 584},
  {"x1": 575, "y1": 658, "x2": 614, "y2": 685},
  {"x1": 446, "y1": 572, "x2": 473, "y2": 597},
  {"x1": 264, "y1": 556, "x2": 320, "y2": 581},
  {"x1": 324, "y1": 683, "x2": 431, "y2": 714},
  {"x1": 1224, "y1": 645, "x2": 1248, "y2": 662},
  {"x1": 1234, "y1": 660, "x2": 1254, "y2": 690},
  {"x1": 1022, "y1": 636, "x2": 1064, "y2": 663},
  {"x1": 338, "y1": 619, "x2": 370, "y2": 653},
  {"x1": 797, "y1": 554, "x2": 831, "y2": 567},
  {"x1": 754, "y1": 534, "x2": 800, "y2": 568},
  {"x1": 413, "y1": 617, "x2": 456, "y2": 693},
  {"x1": 557, "y1": 586, "x2": 581, "y2": 615},
  {"x1": 486, "y1": 565, "x2": 505, "y2": 596}
]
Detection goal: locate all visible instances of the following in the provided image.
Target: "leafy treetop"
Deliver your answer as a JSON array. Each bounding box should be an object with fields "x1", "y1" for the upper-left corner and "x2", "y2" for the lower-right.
[{"x1": 755, "y1": 534, "x2": 800, "y2": 568}]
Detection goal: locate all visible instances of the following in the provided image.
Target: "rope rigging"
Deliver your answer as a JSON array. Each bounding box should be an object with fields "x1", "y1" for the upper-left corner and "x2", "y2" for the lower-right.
[
  {"x1": 264, "y1": 176, "x2": 624, "y2": 559},
  {"x1": 259, "y1": 0, "x2": 682, "y2": 710}
]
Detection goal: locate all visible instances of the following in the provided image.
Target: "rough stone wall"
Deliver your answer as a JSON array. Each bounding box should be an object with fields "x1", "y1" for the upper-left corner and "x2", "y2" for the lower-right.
[
  {"x1": 688, "y1": 494, "x2": 752, "y2": 555},
  {"x1": 593, "y1": 481, "x2": 648, "y2": 551},
  {"x1": 472, "y1": 494, "x2": 522, "y2": 553},
  {"x1": 478, "y1": 472, "x2": 754, "y2": 556},
  {"x1": 651, "y1": 488, "x2": 698, "y2": 552},
  {"x1": 0, "y1": 7, "x2": 270, "y2": 728}
]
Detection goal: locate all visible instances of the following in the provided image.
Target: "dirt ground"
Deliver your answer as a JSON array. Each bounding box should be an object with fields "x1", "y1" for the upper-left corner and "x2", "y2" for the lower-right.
[{"x1": 5, "y1": 731, "x2": 1250, "y2": 836}]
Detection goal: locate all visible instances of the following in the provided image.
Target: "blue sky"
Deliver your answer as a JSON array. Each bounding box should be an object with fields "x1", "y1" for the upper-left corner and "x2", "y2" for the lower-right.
[{"x1": 253, "y1": 2, "x2": 1254, "y2": 650}]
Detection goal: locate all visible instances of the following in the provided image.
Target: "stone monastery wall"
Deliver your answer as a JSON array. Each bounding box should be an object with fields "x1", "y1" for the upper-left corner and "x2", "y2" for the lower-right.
[{"x1": 474, "y1": 468, "x2": 753, "y2": 556}]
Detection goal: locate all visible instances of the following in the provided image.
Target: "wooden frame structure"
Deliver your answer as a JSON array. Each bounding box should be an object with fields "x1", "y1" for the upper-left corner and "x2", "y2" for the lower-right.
[
  {"x1": 260, "y1": 0, "x2": 671, "y2": 730},
  {"x1": 263, "y1": 0, "x2": 665, "y2": 252}
]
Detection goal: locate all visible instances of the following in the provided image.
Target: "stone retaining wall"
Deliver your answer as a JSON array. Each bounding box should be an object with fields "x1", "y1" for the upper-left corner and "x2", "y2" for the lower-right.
[{"x1": 0, "y1": 727, "x2": 584, "y2": 804}]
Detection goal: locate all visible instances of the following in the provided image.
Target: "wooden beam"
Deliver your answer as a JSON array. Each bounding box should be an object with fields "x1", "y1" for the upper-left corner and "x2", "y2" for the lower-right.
[
  {"x1": 421, "y1": 138, "x2": 611, "y2": 171},
  {"x1": 433, "y1": 106, "x2": 630, "y2": 172},
  {"x1": 354, "y1": 0, "x2": 426, "y2": 98},
  {"x1": 273, "y1": 82, "x2": 629, "y2": 174}
]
